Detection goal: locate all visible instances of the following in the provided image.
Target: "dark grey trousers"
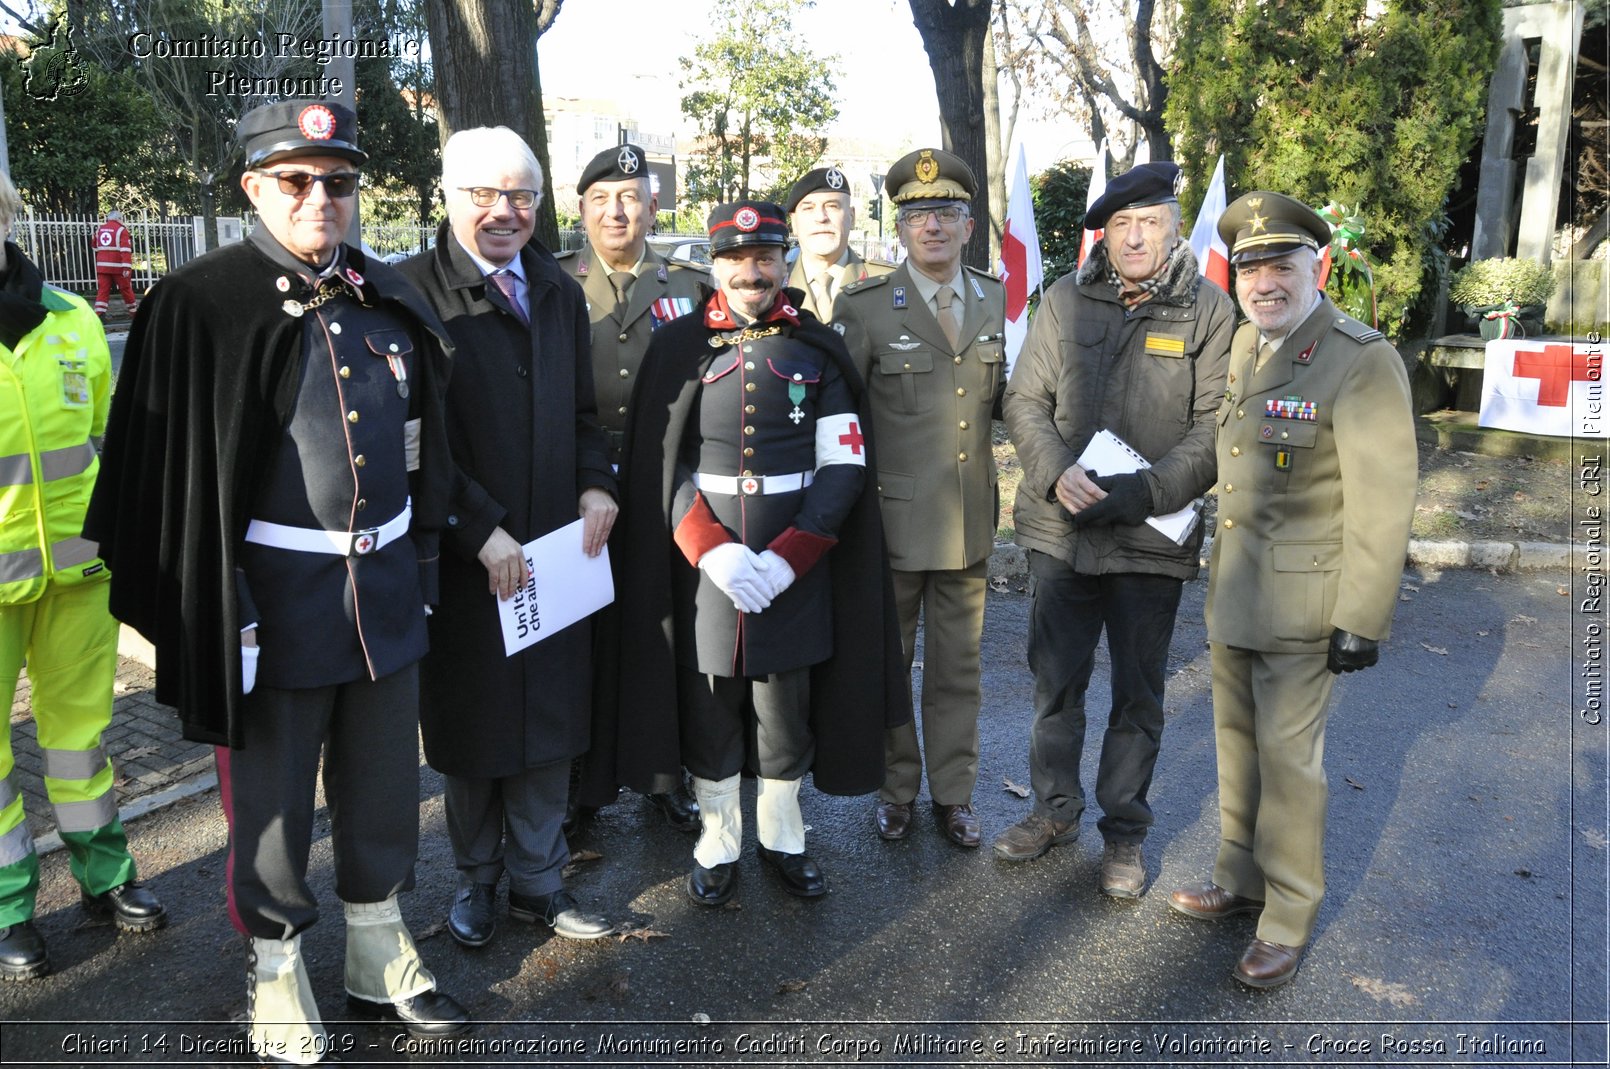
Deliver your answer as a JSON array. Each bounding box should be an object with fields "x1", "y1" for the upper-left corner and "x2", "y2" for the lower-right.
[
  {"x1": 444, "y1": 761, "x2": 569, "y2": 897},
  {"x1": 676, "y1": 666, "x2": 813, "y2": 781}
]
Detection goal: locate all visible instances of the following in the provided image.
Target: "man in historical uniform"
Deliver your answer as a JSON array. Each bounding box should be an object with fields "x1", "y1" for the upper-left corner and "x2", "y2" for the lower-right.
[
  {"x1": 1168, "y1": 192, "x2": 1416, "y2": 989},
  {"x1": 559, "y1": 142, "x2": 706, "y2": 832},
  {"x1": 999, "y1": 161, "x2": 1234, "y2": 898},
  {"x1": 783, "y1": 166, "x2": 891, "y2": 323},
  {"x1": 0, "y1": 172, "x2": 164, "y2": 981},
  {"x1": 85, "y1": 100, "x2": 468, "y2": 1061},
  {"x1": 833, "y1": 148, "x2": 1006, "y2": 848},
  {"x1": 399, "y1": 127, "x2": 617, "y2": 951},
  {"x1": 612, "y1": 201, "x2": 907, "y2": 907}
]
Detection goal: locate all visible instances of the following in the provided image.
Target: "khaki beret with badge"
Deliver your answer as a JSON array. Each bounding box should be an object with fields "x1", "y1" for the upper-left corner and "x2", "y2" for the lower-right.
[
  {"x1": 885, "y1": 148, "x2": 976, "y2": 205},
  {"x1": 784, "y1": 166, "x2": 853, "y2": 213},
  {"x1": 578, "y1": 143, "x2": 649, "y2": 195},
  {"x1": 237, "y1": 99, "x2": 366, "y2": 169},
  {"x1": 1218, "y1": 191, "x2": 1331, "y2": 265}
]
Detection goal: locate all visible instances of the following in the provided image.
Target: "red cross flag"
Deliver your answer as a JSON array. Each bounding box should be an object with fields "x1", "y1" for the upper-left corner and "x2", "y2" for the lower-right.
[
  {"x1": 1188, "y1": 154, "x2": 1231, "y2": 293},
  {"x1": 1077, "y1": 140, "x2": 1108, "y2": 269},
  {"x1": 999, "y1": 144, "x2": 1043, "y2": 379},
  {"x1": 1479, "y1": 339, "x2": 1608, "y2": 438}
]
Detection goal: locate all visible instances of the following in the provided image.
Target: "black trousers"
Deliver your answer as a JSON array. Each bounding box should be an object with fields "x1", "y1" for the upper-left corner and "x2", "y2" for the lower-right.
[
  {"x1": 676, "y1": 666, "x2": 813, "y2": 782},
  {"x1": 216, "y1": 665, "x2": 419, "y2": 940},
  {"x1": 1025, "y1": 552, "x2": 1184, "y2": 843}
]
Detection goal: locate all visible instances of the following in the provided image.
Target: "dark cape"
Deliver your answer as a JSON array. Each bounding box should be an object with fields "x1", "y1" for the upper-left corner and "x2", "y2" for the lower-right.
[
  {"x1": 83, "y1": 230, "x2": 455, "y2": 747},
  {"x1": 609, "y1": 291, "x2": 911, "y2": 797},
  {"x1": 398, "y1": 224, "x2": 616, "y2": 779}
]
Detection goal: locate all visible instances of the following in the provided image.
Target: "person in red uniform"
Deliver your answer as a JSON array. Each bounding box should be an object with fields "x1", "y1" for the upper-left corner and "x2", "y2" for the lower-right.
[{"x1": 91, "y1": 211, "x2": 137, "y2": 320}]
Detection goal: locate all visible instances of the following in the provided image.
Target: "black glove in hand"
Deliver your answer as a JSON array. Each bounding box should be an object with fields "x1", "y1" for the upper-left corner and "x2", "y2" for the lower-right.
[
  {"x1": 1072, "y1": 473, "x2": 1154, "y2": 528},
  {"x1": 1327, "y1": 629, "x2": 1379, "y2": 674}
]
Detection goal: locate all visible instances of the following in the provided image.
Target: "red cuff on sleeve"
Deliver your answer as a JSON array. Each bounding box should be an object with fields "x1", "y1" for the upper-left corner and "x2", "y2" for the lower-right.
[
  {"x1": 768, "y1": 526, "x2": 837, "y2": 577},
  {"x1": 673, "y1": 491, "x2": 731, "y2": 564}
]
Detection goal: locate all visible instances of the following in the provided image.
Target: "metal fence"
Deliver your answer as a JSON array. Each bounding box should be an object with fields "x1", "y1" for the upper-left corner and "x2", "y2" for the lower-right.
[{"x1": 13, "y1": 211, "x2": 201, "y2": 295}]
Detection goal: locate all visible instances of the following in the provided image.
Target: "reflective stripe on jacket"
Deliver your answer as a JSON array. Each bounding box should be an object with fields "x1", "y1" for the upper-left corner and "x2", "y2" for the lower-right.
[{"x1": 0, "y1": 288, "x2": 111, "y2": 604}]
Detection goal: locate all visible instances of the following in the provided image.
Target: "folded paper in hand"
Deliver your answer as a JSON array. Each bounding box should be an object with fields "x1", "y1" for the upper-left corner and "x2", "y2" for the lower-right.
[
  {"x1": 498, "y1": 518, "x2": 615, "y2": 656},
  {"x1": 1076, "y1": 429, "x2": 1201, "y2": 545}
]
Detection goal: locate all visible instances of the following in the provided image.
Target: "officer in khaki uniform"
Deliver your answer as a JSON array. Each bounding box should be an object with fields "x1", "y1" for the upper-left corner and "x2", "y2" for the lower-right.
[
  {"x1": 558, "y1": 143, "x2": 706, "y2": 833},
  {"x1": 1168, "y1": 193, "x2": 1415, "y2": 990},
  {"x1": 784, "y1": 166, "x2": 892, "y2": 322},
  {"x1": 558, "y1": 143, "x2": 708, "y2": 450},
  {"x1": 834, "y1": 148, "x2": 1006, "y2": 848}
]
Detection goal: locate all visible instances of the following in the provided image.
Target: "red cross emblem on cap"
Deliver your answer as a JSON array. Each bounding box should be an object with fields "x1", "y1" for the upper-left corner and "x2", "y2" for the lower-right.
[
  {"x1": 353, "y1": 533, "x2": 375, "y2": 554},
  {"x1": 741, "y1": 477, "x2": 760, "y2": 495},
  {"x1": 734, "y1": 207, "x2": 760, "y2": 232},
  {"x1": 298, "y1": 105, "x2": 336, "y2": 141}
]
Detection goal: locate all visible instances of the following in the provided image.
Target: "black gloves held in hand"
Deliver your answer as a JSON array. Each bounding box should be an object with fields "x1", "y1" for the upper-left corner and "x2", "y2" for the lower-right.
[
  {"x1": 1327, "y1": 629, "x2": 1379, "y2": 674},
  {"x1": 1072, "y1": 473, "x2": 1154, "y2": 528}
]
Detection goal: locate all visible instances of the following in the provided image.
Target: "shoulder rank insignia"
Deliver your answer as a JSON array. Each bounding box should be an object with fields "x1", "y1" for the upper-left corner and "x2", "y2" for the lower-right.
[{"x1": 893, "y1": 286, "x2": 907, "y2": 309}]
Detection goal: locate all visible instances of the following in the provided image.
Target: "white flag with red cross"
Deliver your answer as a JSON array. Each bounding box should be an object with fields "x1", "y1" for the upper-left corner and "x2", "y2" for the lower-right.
[
  {"x1": 1478, "y1": 339, "x2": 1608, "y2": 438},
  {"x1": 1188, "y1": 155, "x2": 1231, "y2": 293},
  {"x1": 1077, "y1": 140, "x2": 1108, "y2": 269},
  {"x1": 999, "y1": 144, "x2": 1044, "y2": 379}
]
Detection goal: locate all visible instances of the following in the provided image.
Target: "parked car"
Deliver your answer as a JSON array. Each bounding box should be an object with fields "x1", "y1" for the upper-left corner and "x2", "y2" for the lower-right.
[{"x1": 648, "y1": 235, "x2": 712, "y2": 266}]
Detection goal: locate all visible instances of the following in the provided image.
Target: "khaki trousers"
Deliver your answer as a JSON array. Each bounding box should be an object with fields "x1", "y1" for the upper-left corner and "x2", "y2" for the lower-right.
[
  {"x1": 881, "y1": 561, "x2": 986, "y2": 806},
  {"x1": 1210, "y1": 643, "x2": 1336, "y2": 947}
]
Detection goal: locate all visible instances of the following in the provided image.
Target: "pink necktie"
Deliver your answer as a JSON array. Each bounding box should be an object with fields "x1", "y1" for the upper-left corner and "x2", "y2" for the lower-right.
[{"x1": 490, "y1": 269, "x2": 528, "y2": 325}]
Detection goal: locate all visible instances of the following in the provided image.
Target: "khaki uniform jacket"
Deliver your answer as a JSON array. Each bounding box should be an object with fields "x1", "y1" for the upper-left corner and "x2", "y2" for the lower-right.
[
  {"x1": 1205, "y1": 296, "x2": 1416, "y2": 653},
  {"x1": 787, "y1": 249, "x2": 893, "y2": 322},
  {"x1": 557, "y1": 244, "x2": 708, "y2": 438},
  {"x1": 833, "y1": 261, "x2": 1006, "y2": 571}
]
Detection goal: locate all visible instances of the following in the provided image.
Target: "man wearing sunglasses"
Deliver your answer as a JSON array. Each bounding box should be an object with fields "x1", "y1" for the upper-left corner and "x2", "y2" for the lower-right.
[
  {"x1": 398, "y1": 127, "x2": 618, "y2": 952},
  {"x1": 86, "y1": 99, "x2": 468, "y2": 1062},
  {"x1": 833, "y1": 148, "x2": 1006, "y2": 851}
]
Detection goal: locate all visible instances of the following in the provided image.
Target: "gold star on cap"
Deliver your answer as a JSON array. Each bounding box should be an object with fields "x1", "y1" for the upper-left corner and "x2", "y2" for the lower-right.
[{"x1": 1248, "y1": 210, "x2": 1268, "y2": 234}]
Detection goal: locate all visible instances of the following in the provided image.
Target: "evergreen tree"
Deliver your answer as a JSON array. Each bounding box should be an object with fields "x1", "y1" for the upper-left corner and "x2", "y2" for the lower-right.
[{"x1": 1165, "y1": 0, "x2": 1501, "y2": 336}]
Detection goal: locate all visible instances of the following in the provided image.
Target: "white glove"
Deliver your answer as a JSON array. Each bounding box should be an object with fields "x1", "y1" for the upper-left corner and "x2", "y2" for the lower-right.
[
  {"x1": 756, "y1": 549, "x2": 796, "y2": 599},
  {"x1": 698, "y1": 542, "x2": 773, "y2": 613},
  {"x1": 241, "y1": 643, "x2": 259, "y2": 695}
]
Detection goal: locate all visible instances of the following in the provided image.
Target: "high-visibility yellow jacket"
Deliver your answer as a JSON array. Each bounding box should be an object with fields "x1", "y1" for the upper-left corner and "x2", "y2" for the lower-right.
[{"x1": 0, "y1": 287, "x2": 111, "y2": 605}]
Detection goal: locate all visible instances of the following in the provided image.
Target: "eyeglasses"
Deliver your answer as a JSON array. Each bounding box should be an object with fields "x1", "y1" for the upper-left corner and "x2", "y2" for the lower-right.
[
  {"x1": 898, "y1": 205, "x2": 967, "y2": 226},
  {"x1": 256, "y1": 170, "x2": 361, "y2": 199},
  {"x1": 460, "y1": 187, "x2": 538, "y2": 210}
]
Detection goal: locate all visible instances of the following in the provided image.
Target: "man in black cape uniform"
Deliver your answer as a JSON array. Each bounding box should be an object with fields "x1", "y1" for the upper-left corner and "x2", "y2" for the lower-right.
[{"x1": 611, "y1": 200, "x2": 909, "y2": 907}]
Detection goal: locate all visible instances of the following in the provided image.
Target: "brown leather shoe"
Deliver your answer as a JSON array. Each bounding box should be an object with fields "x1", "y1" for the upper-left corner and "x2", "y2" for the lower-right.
[
  {"x1": 1168, "y1": 882, "x2": 1264, "y2": 921},
  {"x1": 932, "y1": 803, "x2": 981, "y2": 848},
  {"x1": 874, "y1": 801, "x2": 913, "y2": 840},
  {"x1": 1234, "y1": 938, "x2": 1303, "y2": 989}
]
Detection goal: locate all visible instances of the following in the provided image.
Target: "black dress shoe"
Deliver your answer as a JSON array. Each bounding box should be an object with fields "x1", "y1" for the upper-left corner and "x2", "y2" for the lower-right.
[
  {"x1": 0, "y1": 921, "x2": 48, "y2": 981},
  {"x1": 346, "y1": 989, "x2": 471, "y2": 1037},
  {"x1": 646, "y1": 788, "x2": 701, "y2": 832},
  {"x1": 507, "y1": 889, "x2": 615, "y2": 939},
  {"x1": 686, "y1": 861, "x2": 737, "y2": 906},
  {"x1": 446, "y1": 883, "x2": 496, "y2": 948},
  {"x1": 757, "y1": 846, "x2": 827, "y2": 898},
  {"x1": 81, "y1": 880, "x2": 167, "y2": 932}
]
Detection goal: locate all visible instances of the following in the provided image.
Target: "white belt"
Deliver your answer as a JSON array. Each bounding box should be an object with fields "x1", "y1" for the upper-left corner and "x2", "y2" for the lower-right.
[
  {"x1": 694, "y1": 471, "x2": 814, "y2": 496},
  {"x1": 245, "y1": 501, "x2": 411, "y2": 558}
]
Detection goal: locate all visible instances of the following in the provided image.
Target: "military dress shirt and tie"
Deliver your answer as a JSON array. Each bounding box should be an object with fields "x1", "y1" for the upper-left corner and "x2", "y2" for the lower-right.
[{"x1": 787, "y1": 248, "x2": 889, "y2": 323}]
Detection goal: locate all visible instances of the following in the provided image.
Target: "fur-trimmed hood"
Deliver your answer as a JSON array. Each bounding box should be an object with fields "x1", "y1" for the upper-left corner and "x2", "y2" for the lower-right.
[{"x1": 1075, "y1": 237, "x2": 1205, "y2": 306}]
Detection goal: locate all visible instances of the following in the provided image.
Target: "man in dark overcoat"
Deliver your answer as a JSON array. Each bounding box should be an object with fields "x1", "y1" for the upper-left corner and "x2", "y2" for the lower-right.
[
  {"x1": 84, "y1": 99, "x2": 467, "y2": 1061},
  {"x1": 613, "y1": 201, "x2": 908, "y2": 908},
  {"x1": 399, "y1": 127, "x2": 618, "y2": 950}
]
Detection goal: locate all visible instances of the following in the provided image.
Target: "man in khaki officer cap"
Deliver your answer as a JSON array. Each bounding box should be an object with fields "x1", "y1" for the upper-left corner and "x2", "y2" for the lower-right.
[
  {"x1": 1000, "y1": 161, "x2": 1234, "y2": 899},
  {"x1": 1168, "y1": 191, "x2": 1415, "y2": 989},
  {"x1": 559, "y1": 143, "x2": 708, "y2": 453},
  {"x1": 834, "y1": 148, "x2": 1006, "y2": 848},
  {"x1": 559, "y1": 142, "x2": 705, "y2": 832},
  {"x1": 784, "y1": 166, "x2": 892, "y2": 322}
]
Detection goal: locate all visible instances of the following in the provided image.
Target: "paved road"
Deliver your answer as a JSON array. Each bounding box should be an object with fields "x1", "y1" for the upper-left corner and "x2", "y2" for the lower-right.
[{"x1": 0, "y1": 567, "x2": 1601, "y2": 1068}]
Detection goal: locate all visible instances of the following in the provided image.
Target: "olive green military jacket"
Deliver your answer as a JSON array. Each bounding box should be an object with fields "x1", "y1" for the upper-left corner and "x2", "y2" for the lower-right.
[
  {"x1": 557, "y1": 244, "x2": 708, "y2": 439},
  {"x1": 1205, "y1": 296, "x2": 1416, "y2": 653},
  {"x1": 787, "y1": 249, "x2": 894, "y2": 323},
  {"x1": 833, "y1": 260, "x2": 1006, "y2": 572}
]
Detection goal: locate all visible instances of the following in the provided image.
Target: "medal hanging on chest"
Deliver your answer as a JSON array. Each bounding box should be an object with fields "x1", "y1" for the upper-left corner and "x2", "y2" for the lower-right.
[
  {"x1": 386, "y1": 351, "x2": 409, "y2": 399},
  {"x1": 788, "y1": 381, "x2": 806, "y2": 424}
]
